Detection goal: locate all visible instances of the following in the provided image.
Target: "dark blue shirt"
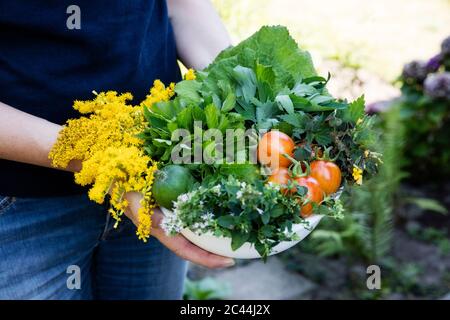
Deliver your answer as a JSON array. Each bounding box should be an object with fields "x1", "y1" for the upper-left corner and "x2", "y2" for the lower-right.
[{"x1": 0, "y1": 0, "x2": 181, "y2": 196}]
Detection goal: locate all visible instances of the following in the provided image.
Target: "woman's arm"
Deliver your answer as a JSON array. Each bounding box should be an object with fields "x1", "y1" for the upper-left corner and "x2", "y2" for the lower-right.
[
  {"x1": 0, "y1": 101, "x2": 81, "y2": 172},
  {"x1": 0, "y1": 102, "x2": 233, "y2": 268},
  {"x1": 167, "y1": 0, "x2": 232, "y2": 70}
]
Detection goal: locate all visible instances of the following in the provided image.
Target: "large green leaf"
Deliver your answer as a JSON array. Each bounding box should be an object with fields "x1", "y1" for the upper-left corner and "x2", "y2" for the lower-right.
[{"x1": 204, "y1": 26, "x2": 317, "y2": 95}]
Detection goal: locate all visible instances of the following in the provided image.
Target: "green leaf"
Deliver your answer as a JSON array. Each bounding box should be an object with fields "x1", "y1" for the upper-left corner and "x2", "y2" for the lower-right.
[
  {"x1": 232, "y1": 66, "x2": 257, "y2": 102},
  {"x1": 270, "y1": 205, "x2": 285, "y2": 218},
  {"x1": 255, "y1": 62, "x2": 276, "y2": 87},
  {"x1": 275, "y1": 94, "x2": 294, "y2": 114},
  {"x1": 291, "y1": 83, "x2": 317, "y2": 96},
  {"x1": 222, "y1": 92, "x2": 236, "y2": 112},
  {"x1": 280, "y1": 112, "x2": 308, "y2": 128},
  {"x1": 313, "y1": 127, "x2": 333, "y2": 145},
  {"x1": 310, "y1": 94, "x2": 334, "y2": 105},
  {"x1": 261, "y1": 211, "x2": 271, "y2": 225},
  {"x1": 205, "y1": 103, "x2": 220, "y2": 129},
  {"x1": 217, "y1": 215, "x2": 236, "y2": 228},
  {"x1": 207, "y1": 26, "x2": 317, "y2": 93},
  {"x1": 255, "y1": 100, "x2": 278, "y2": 127},
  {"x1": 405, "y1": 197, "x2": 448, "y2": 214},
  {"x1": 231, "y1": 230, "x2": 250, "y2": 251},
  {"x1": 341, "y1": 95, "x2": 365, "y2": 123},
  {"x1": 176, "y1": 107, "x2": 193, "y2": 130},
  {"x1": 174, "y1": 80, "x2": 202, "y2": 104}
]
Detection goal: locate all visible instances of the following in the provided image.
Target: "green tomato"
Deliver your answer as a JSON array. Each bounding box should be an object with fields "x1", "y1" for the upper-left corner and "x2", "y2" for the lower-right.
[{"x1": 152, "y1": 165, "x2": 195, "y2": 209}]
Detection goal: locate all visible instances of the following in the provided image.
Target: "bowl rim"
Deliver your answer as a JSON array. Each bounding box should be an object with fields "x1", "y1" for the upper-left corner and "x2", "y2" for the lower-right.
[{"x1": 160, "y1": 206, "x2": 323, "y2": 241}]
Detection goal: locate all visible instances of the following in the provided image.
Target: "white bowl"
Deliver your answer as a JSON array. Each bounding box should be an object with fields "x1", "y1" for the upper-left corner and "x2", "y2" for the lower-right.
[{"x1": 160, "y1": 207, "x2": 323, "y2": 259}]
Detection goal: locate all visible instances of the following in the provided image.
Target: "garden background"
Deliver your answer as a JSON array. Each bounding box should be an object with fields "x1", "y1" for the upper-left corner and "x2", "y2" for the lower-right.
[{"x1": 183, "y1": 0, "x2": 450, "y2": 300}]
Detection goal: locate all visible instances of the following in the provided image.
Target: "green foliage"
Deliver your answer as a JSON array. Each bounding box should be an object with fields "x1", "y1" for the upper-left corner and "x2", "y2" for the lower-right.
[
  {"x1": 164, "y1": 175, "x2": 344, "y2": 259},
  {"x1": 398, "y1": 42, "x2": 450, "y2": 181},
  {"x1": 398, "y1": 94, "x2": 450, "y2": 181},
  {"x1": 306, "y1": 106, "x2": 404, "y2": 263},
  {"x1": 183, "y1": 277, "x2": 232, "y2": 300},
  {"x1": 404, "y1": 197, "x2": 448, "y2": 215},
  {"x1": 141, "y1": 26, "x2": 381, "y2": 182},
  {"x1": 406, "y1": 224, "x2": 450, "y2": 256}
]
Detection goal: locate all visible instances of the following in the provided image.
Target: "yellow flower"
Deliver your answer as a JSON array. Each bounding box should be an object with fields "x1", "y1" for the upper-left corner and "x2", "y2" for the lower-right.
[
  {"x1": 356, "y1": 118, "x2": 363, "y2": 125},
  {"x1": 184, "y1": 68, "x2": 196, "y2": 80},
  {"x1": 140, "y1": 80, "x2": 175, "y2": 108},
  {"x1": 352, "y1": 166, "x2": 363, "y2": 185},
  {"x1": 364, "y1": 150, "x2": 370, "y2": 158},
  {"x1": 49, "y1": 88, "x2": 161, "y2": 241}
]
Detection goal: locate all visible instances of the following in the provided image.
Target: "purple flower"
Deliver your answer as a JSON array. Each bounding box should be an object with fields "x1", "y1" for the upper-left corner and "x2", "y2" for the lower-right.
[
  {"x1": 423, "y1": 72, "x2": 450, "y2": 100},
  {"x1": 441, "y1": 36, "x2": 450, "y2": 57},
  {"x1": 365, "y1": 100, "x2": 393, "y2": 115},
  {"x1": 426, "y1": 54, "x2": 442, "y2": 73},
  {"x1": 402, "y1": 60, "x2": 429, "y2": 83}
]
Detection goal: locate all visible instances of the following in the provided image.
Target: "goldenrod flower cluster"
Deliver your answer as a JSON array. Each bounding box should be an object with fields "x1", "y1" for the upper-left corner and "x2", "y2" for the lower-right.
[
  {"x1": 352, "y1": 166, "x2": 363, "y2": 185},
  {"x1": 49, "y1": 80, "x2": 174, "y2": 241},
  {"x1": 184, "y1": 68, "x2": 196, "y2": 80},
  {"x1": 140, "y1": 80, "x2": 175, "y2": 108}
]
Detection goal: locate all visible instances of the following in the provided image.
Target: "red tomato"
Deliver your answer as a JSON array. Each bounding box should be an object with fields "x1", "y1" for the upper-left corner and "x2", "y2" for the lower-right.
[
  {"x1": 310, "y1": 160, "x2": 342, "y2": 195},
  {"x1": 294, "y1": 176, "x2": 324, "y2": 217},
  {"x1": 258, "y1": 131, "x2": 295, "y2": 169},
  {"x1": 267, "y1": 167, "x2": 294, "y2": 195}
]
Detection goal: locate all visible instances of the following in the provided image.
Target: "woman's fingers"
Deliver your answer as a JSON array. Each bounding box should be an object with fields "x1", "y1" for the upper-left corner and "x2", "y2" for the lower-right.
[
  {"x1": 151, "y1": 209, "x2": 235, "y2": 269},
  {"x1": 123, "y1": 194, "x2": 235, "y2": 269},
  {"x1": 152, "y1": 228, "x2": 235, "y2": 269}
]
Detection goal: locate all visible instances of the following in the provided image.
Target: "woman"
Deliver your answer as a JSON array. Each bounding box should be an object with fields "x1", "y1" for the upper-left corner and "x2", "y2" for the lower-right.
[{"x1": 0, "y1": 0, "x2": 234, "y2": 300}]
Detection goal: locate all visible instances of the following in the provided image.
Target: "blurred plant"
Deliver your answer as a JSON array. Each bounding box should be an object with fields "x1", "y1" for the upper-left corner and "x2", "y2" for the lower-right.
[
  {"x1": 406, "y1": 224, "x2": 450, "y2": 256},
  {"x1": 183, "y1": 277, "x2": 232, "y2": 300},
  {"x1": 306, "y1": 105, "x2": 404, "y2": 264},
  {"x1": 404, "y1": 197, "x2": 448, "y2": 215},
  {"x1": 398, "y1": 35, "x2": 450, "y2": 181}
]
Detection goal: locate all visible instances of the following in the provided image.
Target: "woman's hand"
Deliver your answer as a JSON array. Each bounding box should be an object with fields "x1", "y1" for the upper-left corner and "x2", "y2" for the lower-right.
[{"x1": 124, "y1": 192, "x2": 235, "y2": 269}]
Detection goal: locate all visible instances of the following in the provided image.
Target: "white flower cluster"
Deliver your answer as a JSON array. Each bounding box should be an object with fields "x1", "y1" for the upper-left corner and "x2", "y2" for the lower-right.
[
  {"x1": 160, "y1": 192, "x2": 193, "y2": 235},
  {"x1": 161, "y1": 190, "x2": 214, "y2": 236},
  {"x1": 235, "y1": 181, "x2": 262, "y2": 205},
  {"x1": 189, "y1": 211, "x2": 215, "y2": 235}
]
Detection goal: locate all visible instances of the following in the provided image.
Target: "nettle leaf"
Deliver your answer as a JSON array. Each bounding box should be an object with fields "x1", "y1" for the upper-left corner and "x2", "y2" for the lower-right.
[
  {"x1": 291, "y1": 82, "x2": 317, "y2": 96},
  {"x1": 254, "y1": 99, "x2": 278, "y2": 125},
  {"x1": 280, "y1": 112, "x2": 308, "y2": 128},
  {"x1": 205, "y1": 103, "x2": 220, "y2": 129},
  {"x1": 192, "y1": 105, "x2": 206, "y2": 122},
  {"x1": 290, "y1": 94, "x2": 311, "y2": 108},
  {"x1": 275, "y1": 94, "x2": 294, "y2": 114},
  {"x1": 255, "y1": 62, "x2": 276, "y2": 87},
  {"x1": 174, "y1": 80, "x2": 202, "y2": 104},
  {"x1": 313, "y1": 127, "x2": 333, "y2": 145},
  {"x1": 151, "y1": 100, "x2": 183, "y2": 121},
  {"x1": 310, "y1": 94, "x2": 334, "y2": 105},
  {"x1": 340, "y1": 95, "x2": 365, "y2": 123},
  {"x1": 232, "y1": 66, "x2": 257, "y2": 102},
  {"x1": 222, "y1": 92, "x2": 236, "y2": 112},
  {"x1": 235, "y1": 98, "x2": 256, "y2": 121},
  {"x1": 176, "y1": 107, "x2": 193, "y2": 130},
  {"x1": 231, "y1": 230, "x2": 250, "y2": 251}
]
